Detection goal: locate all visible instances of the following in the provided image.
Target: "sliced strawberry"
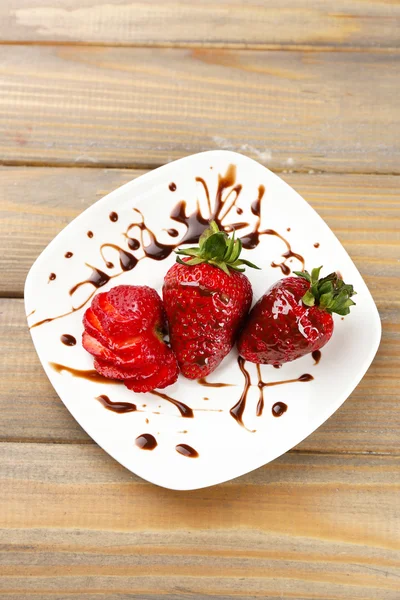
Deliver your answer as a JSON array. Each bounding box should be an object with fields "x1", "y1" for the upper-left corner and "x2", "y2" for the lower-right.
[
  {"x1": 82, "y1": 332, "x2": 117, "y2": 363},
  {"x1": 124, "y1": 352, "x2": 178, "y2": 392},
  {"x1": 83, "y1": 307, "x2": 109, "y2": 345},
  {"x1": 93, "y1": 358, "x2": 158, "y2": 380}
]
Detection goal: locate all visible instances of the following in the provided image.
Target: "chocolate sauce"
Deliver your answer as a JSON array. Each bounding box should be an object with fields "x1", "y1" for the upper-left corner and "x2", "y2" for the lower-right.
[
  {"x1": 96, "y1": 394, "x2": 136, "y2": 413},
  {"x1": 287, "y1": 227, "x2": 291, "y2": 232},
  {"x1": 49, "y1": 273, "x2": 56, "y2": 281},
  {"x1": 87, "y1": 230, "x2": 94, "y2": 238},
  {"x1": 197, "y1": 377, "x2": 232, "y2": 388},
  {"x1": 69, "y1": 264, "x2": 110, "y2": 296},
  {"x1": 265, "y1": 229, "x2": 305, "y2": 275},
  {"x1": 127, "y1": 208, "x2": 177, "y2": 260},
  {"x1": 166, "y1": 228, "x2": 179, "y2": 237},
  {"x1": 169, "y1": 182, "x2": 177, "y2": 192},
  {"x1": 314, "y1": 242, "x2": 320, "y2": 248},
  {"x1": 49, "y1": 362, "x2": 117, "y2": 384},
  {"x1": 312, "y1": 350, "x2": 321, "y2": 365},
  {"x1": 176, "y1": 443, "x2": 198, "y2": 458},
  {"x1": 109, "y1": 211, "x2": 118, "y2": 222},
  {"x1": 236, "y1": 207, "x2": 243, "y2": 215},
  {"x1": 170, "y1": 200, "x2": 210, "y2": 245},
  {"x1": 60, "y1": 334, "x2": 76, "y2": 346},
  {"x1": 150, "y1": 390, "x2": 194, "y2": 418},
  {"x1": 127, "y1": 238, "x2": 140, "y2": 250},
  {"x1": 26, "y1": 309, "x2": 36, "y2": 318},
  {"x1": 195, "y1": 176, "x2": 211, "y2": 213},
  {"x1": 255, "y1": 364, "x2": 264, "y2": 416},
  {"x1": 240, "y1": 185, "x2": 266, "y2": 249},
  {"x1": 65, "y1": 251, "x2": 73, "y2": 258},
  {"x1": 272, "y1": 402, "x2": 288, "y2": 417},
  {"x1": 100, "y1": 244, "x2": 138, "y2": 271},
  {"x1": 135, "y1": 433, "x2": 157, "y2": 450},
  {"x1": 230, "y1": 357, "x2": 251, "y2": 428}
]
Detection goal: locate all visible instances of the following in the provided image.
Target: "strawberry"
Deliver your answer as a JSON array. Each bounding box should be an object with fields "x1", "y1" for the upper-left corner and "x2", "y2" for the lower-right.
[
  {"x1": 237, "y1": 267, "x2": 356, "y2": 366},
  {"x1": 82, "y1": 285, "x2": 178, "y2": 392},
  {"x1": 163, "y1": 221, "x2": 258, "y2": 379}
]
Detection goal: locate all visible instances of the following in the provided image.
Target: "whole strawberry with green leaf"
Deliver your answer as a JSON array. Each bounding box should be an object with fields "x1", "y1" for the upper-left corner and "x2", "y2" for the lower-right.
[
  {"x1": 237, "y1": 267, "x2": 356, "y2": 366},
  {"x1": 163, "y1": 221, "x2": 259, "y2": 379}
]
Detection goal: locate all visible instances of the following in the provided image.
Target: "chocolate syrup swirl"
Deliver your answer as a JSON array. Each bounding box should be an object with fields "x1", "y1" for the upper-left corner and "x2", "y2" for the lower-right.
[
  {"x1": 265, "y1": 230, "x2": 305, "y2": 275},
  {"x1": 100, "y1": 244, "x2": 138, "y2": 271},
  {"x1": 150, "y1": 390, "x2": 194, "y2": 418},
  {"x1": 230, "y1": 357, "x2": 253, "y2": 430},
  {"x1": 49, "y1": 362, "x2": 117, "y2": 384},
  {"x1": 96, "y1": 394, "x2": 136, "y2": 413}
]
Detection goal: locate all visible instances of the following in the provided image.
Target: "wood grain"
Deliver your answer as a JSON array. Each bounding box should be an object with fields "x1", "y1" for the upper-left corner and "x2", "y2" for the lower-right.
[
  {"x1": 1, "y1": 167, "x2": 399, "y2": 297},
  {"x1": 0, "y1": 46, "x2": 399, "y2": 172},
  {"x1": 1, "y1": 297, "x2": 398, "y2": 452},
  {"x1": 1, "y1": 0, "x2": 399, "y2": 49},
  {"x1": 0, "y1": 442, "x2": 399, "y2": 599}
]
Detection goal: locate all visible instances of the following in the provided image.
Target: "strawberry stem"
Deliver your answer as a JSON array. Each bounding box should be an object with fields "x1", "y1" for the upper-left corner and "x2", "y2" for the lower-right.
[
  {"x1": 294, "y1": 267, "x2": 356, "y2": 316},
  {"x1": 175, "y1": 221, "x2": 260, "y2": 274}
]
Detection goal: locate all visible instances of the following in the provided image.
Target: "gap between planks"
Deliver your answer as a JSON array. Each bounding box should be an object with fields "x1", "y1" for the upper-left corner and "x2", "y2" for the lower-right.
[
  {"x1": 0, "y1": 437, "x2": 397, "y2": 457},
  {"x1": 1, "y1": 160, "x2": 400, "y2": 177},
  {"x1": 0, "y1": 41, "x2": 400, "y2": 53}
]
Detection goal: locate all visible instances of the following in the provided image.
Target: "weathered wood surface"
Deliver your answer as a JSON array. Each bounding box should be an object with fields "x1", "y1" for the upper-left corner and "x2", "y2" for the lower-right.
[
  {"x1": 1, "y1": 298, "x2": 398, "y2": 453},
  {"x1": 0, "y1": 46, "x2": 399, "y2": 172},
  {"x1": 1, "y1": 442, "x2": 399, "y2": 599},
  {"x1": 1, "y1": 0, "x2": 399, "y2": 49},
  {"x1": 1, "y1": 167, "x2": 399, "y2": 297}
]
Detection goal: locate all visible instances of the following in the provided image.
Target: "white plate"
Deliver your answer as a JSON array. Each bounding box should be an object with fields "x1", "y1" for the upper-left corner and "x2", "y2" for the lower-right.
[{"x1": 25, "y1": 151, "x2": 381, "y2": 490}]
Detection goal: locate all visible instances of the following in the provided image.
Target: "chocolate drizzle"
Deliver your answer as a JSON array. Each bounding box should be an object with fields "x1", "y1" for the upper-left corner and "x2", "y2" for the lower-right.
[
  {"x1": 49, "y1": 362, "x2": 117, "y2": 384},
  {"x1": 176, "y1": 444, "x2": 198, "y2": 458},
  {"x1": 60, "y1": 334, "x2": 76, "y2": 346},
  {"x1": 65, "y1": 251, "x2": 73, "y2": 259},
  {"x1": 96, "y1": 394, "x2": 136, "y2": 413},
  {"x1": 229, "y1": 357, "x2": 253, "y2": 430},
  {"x1": 135, "y1": 433, "x2": 157, "y2": 450},
  {"x1": 87, "y1": 230, "x2": 94, "y2": 238},
  {"x1": 197, "y1": 377, "x2": 232, "y2": 388},
  {"x1": 230, "y1": 358, "x2": 314, "y2": 427},
  {"x1": 312, "y1": 350, "x2": 321, "y2": 365},
  {"x1": 48, "y1": 273, "x2": 56, "y2": 282},
  {"x1": 109, "y1": 211, "x2": 118, "y2": 222},
  {"x1": 69, "y1": 264, "x2": 110, "y2": 296},
  {"x1": 169, "y1": 182, "x2": 177, "y2": 192},
  {"x1": 272, "y1": 402, "x2": 288, "y2": 417},
  {"x1": 150, "y1": 390, "x2": 194, "y2": 418},
  {"x1": 265, "y1": 230, "x2": 305, "y2": 275},
  {"x1": 100, "y1": 244, "x2": 138, "y2": 271},
  {"x1": 314, "y1": 242, "x2": 320, "y2": 248}
]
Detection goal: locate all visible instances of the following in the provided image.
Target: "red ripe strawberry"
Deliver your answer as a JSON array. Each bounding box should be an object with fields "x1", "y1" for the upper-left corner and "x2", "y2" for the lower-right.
[
  {"x1": 237, "y1": 267, "x2": 356, "y2": 366},
  {"x1": 82, "y1": 285, "x2": 178, "y2": 392},
  {"x1": 163, "y1": 221, "x2": 258, "y2": 379}
]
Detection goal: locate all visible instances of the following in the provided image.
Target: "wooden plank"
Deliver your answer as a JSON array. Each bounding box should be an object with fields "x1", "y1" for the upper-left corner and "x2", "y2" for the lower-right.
[
  {"x1": 0, "y1": 46, "x2": 399, "y2": 172},
  {"x1": 1, "y1": 167, "x2": 399, "y2": 298},
  {"x1": 0, "y1": 0, "x2": 399, "y2": 49},
  {"x1": 1, "y1": 297, "x2": 398, "y2": 452},
  {"x1": 0, "y1": 443, "x2": 399, "y2": 599}
]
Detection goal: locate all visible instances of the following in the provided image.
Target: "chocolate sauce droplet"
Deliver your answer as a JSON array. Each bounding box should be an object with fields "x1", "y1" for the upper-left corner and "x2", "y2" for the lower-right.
[
  {"x1": 60, "y1": 334, "x2": 76, "y2": 346},
  {"x1": 287, "y1": 227, "x2": 291, "y2": 232},
  {"x1": 49, "y1": 273, "x2": 56, "y2": 281},
  {"x1": 96, "y1": 394, "x2": 136, "y2": 413},
  {"x1": 272, "y1": 402, "x2": 288, "y2": 417},
  {"x1": 127, "y1": 238, "x2": 140, "y2": 250},
  {"x1": 135, "y1": 433, "x2": 157, "y2": 450},
  {"x1": 298, "y1": 373, "x2": 314, "y2": 382},
  {"x1": 87, "y1": 230, "x2": 94, "y2": 238},
  {"x1": 169, "y1": 182, "x2": 177, "y2": 191},
  {"x1": 109, "y1": 211, "x2": 118, "y2": 222},
  {"x1": 314, "y1": 242, "x2": 320, "y2": 248},
  {"x1": 176, "y1": 444, "x2": 198, "y2": 458},
  {"x1": 167, "y1": 228, "x2": 179, "y2": 238},
  {"x1": 236, "y1": 207, "x2": 243, "y2": 215},
  {"x1": 100, "y1": 244, "x2": 138, "y2": 272},
  {"x1": 65, "y1": 251, "x2": 73, "y2": 258},
  {"x1": 312, "y1": 350, "x2": 321, "y2": 365}
]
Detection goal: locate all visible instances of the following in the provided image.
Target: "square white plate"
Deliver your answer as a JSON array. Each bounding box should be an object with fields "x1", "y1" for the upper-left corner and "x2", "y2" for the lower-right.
[{"x1": 25, "y1": 151, "x2": 381, "y2": 490}]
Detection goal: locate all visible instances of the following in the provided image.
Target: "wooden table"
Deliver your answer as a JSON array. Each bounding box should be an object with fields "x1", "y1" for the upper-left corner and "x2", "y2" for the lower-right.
[{"x1": 1, "y1": 2, "x2": 399, "y2": 598}]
